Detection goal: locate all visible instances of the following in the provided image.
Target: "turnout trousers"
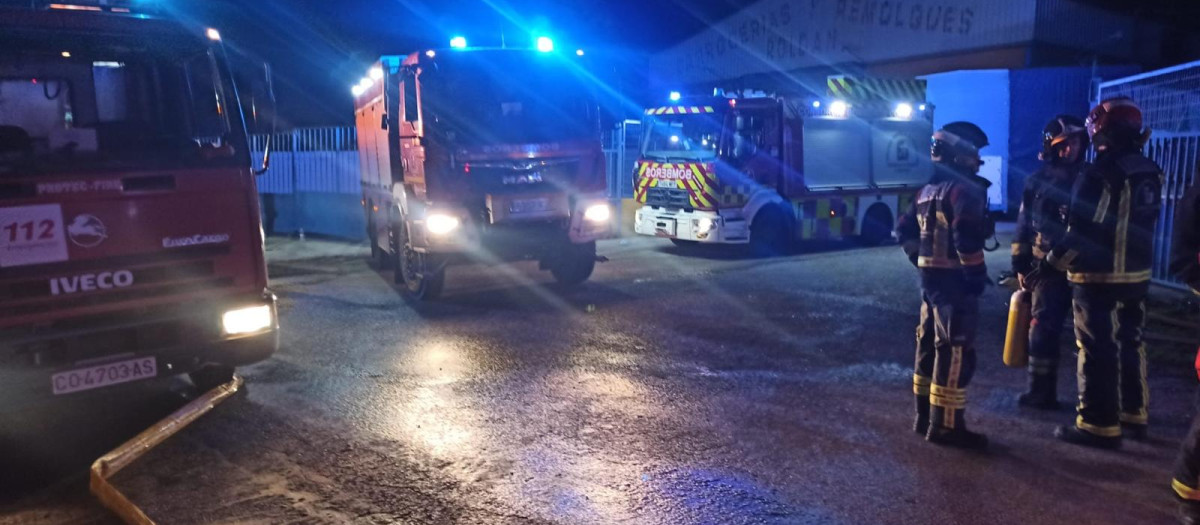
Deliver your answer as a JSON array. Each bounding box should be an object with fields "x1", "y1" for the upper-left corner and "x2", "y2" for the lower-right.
[
  {"x1": 1029, "y1": 269, "x2": 1073, "y2": 377},
  {"x1": 913, "y1": 271, "x2": 980, "y2": 430},
  {"x1": 1174, "y1": 389, "x2": 1200, "y2": 503},
  {"x1": 1071, "y1": 282, "x2": 1151, "y2": 436}
]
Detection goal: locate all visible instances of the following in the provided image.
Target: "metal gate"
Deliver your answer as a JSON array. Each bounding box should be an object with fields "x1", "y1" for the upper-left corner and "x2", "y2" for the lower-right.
[
  {"x1": 1095, "y1": 60, "x2": 1200, "y2": 289},
  {"x1": 252, "y1": 127, "x2": 364, "y2": 240}
]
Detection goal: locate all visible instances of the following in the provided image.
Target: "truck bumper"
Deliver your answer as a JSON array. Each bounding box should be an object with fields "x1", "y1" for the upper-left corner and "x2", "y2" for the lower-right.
[
  {"x1": 416, "y1": 200, "x2": 614, "y2": 258},
  {"x1": 634, "y1": 206, "x2": 749, "y2": 244},
  {"x1": 0, "y1": 293, "x2": 278, "y2": 399}
]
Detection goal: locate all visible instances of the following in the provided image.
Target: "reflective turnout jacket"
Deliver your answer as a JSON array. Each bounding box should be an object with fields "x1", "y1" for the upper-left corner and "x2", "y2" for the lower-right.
[
  {"x1": 1170, "y1": 181, "x2": 1200, "y2": 291},
  {"x1": 1012, "y1": 163, "x2": 1087, "y2": 274},
  {"x1": 1047, "y1": 151, "x2": 1163, "y2": 284},
  {"x1": 897, "y1": 167, "x2": 992, "y2": 271}
]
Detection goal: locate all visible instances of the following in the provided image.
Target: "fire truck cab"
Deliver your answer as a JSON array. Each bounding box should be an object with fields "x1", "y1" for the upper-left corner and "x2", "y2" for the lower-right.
[
  {"x1": 633, "y1": 86, "x2": 932, "y2": 254},
  {"x1": 355, "y1": 47, "x2": 612, "y2": 300},
  {"x1": 0, "y1": 2, "x2": 277, "y2": 398}
]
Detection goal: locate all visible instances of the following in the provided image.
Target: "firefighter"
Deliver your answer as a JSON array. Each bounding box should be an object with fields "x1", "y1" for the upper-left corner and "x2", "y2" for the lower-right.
[
  {"x1": 1043, "y1": 97, "x2": 1160, "y2": 449},
  {"x1": 1169, "y1": 177, "x2": 1200, "y2": 524},
  {"x1": 1013, "y1": 115, "x2": 1090, "y2": 409},
  {"x1": 897, "y1": 121, "x2": 993, "y2": 450}
]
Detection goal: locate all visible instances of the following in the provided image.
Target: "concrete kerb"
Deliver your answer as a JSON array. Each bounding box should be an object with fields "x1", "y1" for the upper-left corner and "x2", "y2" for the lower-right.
[{"x1": 89, "y1": 376, "x2": 244, "y2": 525}]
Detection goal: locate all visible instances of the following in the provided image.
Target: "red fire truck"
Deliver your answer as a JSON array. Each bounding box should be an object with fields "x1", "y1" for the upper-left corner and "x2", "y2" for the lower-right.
[
  {"x1": 355, "y1": 46, "x2": 612, "y2": 300},
  {"x1": 0, "y1": 3, "x2": 277, "y2": 397},
  {"x1": 633, "y1": 85, "x2": 932, "y2": 254}
]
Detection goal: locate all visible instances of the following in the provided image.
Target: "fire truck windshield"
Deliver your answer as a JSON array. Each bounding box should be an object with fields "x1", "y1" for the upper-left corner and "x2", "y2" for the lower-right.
[
  {"x1": 641, "y1": 113, "x2": 722, "y2": 162},
  {"x1": 423, "y1": 52, "x2": 599, "y2": 146},
  {"x1": 0, "y1": 40, "x2": 247, "y2": 176}
]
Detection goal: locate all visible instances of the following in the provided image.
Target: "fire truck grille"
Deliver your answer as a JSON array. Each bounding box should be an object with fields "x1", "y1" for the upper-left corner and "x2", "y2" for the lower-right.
[
  {"x1": 644, "y1": 187, "x2": 692, "y2": 209},
  {"x1": 0, "y1": 259, "x2": 234, "y2": 320},
  {"x1": 471, "y1": 160, "x2": 580, "y2": 194}
]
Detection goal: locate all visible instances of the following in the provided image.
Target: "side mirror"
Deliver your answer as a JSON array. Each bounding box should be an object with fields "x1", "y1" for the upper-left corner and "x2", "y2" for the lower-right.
[{"x1": 253, "y1": 62, "x2": 277, "y2": 176}]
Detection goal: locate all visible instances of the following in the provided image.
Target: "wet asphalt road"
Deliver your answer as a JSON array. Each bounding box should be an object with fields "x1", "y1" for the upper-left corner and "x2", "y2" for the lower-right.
[{"x1": 2, "y1": 235, "x2": 1197, "y2": 524}]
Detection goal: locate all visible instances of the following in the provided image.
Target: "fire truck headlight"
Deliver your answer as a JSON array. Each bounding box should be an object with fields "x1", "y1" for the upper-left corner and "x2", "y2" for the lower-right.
[
  {"x1": 584, "y1": 203, "x2": 611, "y2": 223},
  {"x1": 695, "y1": 217, "x2": 715, "y2": 235},
  {"x1": 829, "y1": 100, "x2": 849, "y2": 118},
  {"x1": 894, "y1": 102, "x2": 914, "y2": 120},
  {"x1": 426, "y1": 213, "x2": 461, "y2": 235},
  {"x1": 222, "y1": 305, "x2": 272, "y2": 336}
]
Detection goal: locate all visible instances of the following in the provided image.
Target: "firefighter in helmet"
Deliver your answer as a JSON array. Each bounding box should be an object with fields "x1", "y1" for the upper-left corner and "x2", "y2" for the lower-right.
[
  {"x1": 896, "y1": 121, "x2": 993, "y2": 449},
  {"x1": 1012, "y1": 115, "x2": 1090, "y2": 409},
  {"x1": 1169, "y1": 172, "x2": 1200, "y2": 524},
  {"x1": 1043, "y1": 97, "x2": 1160, "y2": 448}
]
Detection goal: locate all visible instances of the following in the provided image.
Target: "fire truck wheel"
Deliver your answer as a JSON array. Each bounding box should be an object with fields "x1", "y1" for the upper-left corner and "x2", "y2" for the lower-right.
[
  {"x1": 394, "y1": 225, "x2": 445, "y2": 300},
  {"x1": 859, "y1": 203, "x2": 894, "y2": 246},
  {"x1": 550, "y1": 241, "x2": 596, "y2": 286},
  {"x1": 189, "y1": 364, "x2": 235, "y2": 392},
  {"x1": 749, "y1": 205, "x2": 792, "y2": 258}
]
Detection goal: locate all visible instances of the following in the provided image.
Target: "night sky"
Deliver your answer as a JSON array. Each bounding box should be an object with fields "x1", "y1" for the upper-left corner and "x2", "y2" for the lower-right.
[
  {"x1": 164, "y1": 0, "x2": 1198, "y2": 128},
  {"x1": 167, "y1": 0, "x2": 756, "y2": 127}
]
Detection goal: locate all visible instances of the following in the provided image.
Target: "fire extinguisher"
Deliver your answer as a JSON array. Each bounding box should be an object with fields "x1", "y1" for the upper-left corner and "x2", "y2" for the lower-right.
[{"x1": 1003, "y1": 289, "x2": 1031, "y2": 368}]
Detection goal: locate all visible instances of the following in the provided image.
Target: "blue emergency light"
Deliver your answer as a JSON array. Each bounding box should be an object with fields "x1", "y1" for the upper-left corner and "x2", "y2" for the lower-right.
[
  {"x1": 450, "y1": 36, "x2": 467, "y2": 49},
  {"x1": 669, "y1": 91, "x2": 681, "y2": 102},
  {"x1": 536, "y1": 37, "x2": 554, "y2": 53}
]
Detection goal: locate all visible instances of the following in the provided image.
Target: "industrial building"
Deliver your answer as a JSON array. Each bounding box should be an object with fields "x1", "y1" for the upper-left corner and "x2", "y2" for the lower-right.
[{"x1": 650, "y1": 0, "x2": 1162, "y2": 211}]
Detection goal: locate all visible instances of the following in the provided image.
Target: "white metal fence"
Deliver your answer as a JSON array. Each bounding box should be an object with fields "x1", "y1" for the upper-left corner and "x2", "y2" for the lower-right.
[
  {"x1": 1096, "y1": 60, "x2": 1200, "y2": 289},
  {"x1": 253, "y1": 127, "x2": 359, "y2": 195}
]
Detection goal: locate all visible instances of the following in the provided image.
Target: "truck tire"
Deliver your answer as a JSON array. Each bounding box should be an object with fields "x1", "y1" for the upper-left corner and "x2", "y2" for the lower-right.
[
  {"x1": 749, "y1": 205, "x2": 792, "y2": 258},
  {"x1": 550, "y1": 241, "x2": 596, "y2": 286},
  {"x1": 859, "y1": 203, "x2": 894, "y2": 247},
  {"x1": 393, "y1": 224, "x2": 445, "y2": 300},
  {"x1": 189, "y1": 364, "x2": 235, "y2": 392}
]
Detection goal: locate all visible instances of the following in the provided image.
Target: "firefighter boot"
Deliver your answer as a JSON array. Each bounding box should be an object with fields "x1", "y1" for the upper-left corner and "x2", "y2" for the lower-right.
[
  {"x1": 926, "y1": 407, "x2": 988, "y2": 450},
  {"x1": 1054, "y1": 424, "x2": 1122, "y2": 450},
  {"x1": 1017, "y1": 370, "x2": 1061, "y2": 410},
  {"x1": 914, "y1": 396, "x2": 930, "y2": 435}
]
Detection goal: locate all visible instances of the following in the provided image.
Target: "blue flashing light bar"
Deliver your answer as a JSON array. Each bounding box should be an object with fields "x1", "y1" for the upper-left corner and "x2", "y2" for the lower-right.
[
  {"x1": 536, "y1": 36, "x2": 554, "y2": 53},
  {"x1": 450, "y1": 36, "x2": 467, "y2": 49},
  {"x1": 669, "y1": 91, "x2": 681, "y2": 102}
]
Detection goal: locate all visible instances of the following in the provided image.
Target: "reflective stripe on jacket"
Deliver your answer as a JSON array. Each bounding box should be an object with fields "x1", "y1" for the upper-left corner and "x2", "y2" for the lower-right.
[
  {"x1": 897, "y1": 167, "x2": 991, "y2": 271},
  {"x1": 1047, "y1": 151, "x2": 1163, "y2": 284}
]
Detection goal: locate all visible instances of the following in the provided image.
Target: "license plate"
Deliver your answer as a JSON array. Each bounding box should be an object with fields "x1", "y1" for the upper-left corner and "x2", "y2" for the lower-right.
[
  {"x1": 51, "y1": 356, "x2": 157, "y2": 395},
  {"x1": 654, "y1": 219, "x2": 677, "y2": 237},
  {"x1": 510, "y1": 198, "x2": 548, "y2": 214}
]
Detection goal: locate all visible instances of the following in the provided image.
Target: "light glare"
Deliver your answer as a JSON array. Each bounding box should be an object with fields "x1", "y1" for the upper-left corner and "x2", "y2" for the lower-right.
[
  {"x1": 536, "y1": 36, "x2": 554, "y2": 52},
  {"x1": 369, "y1": 67, "x2": 383, "y2": 80},
  {"x1": 829, "y1": 100, "x2": 849, "y2": 118},
  {"x1": 669, "y1": 91, "x2": 681, "y2": 102},
  {"x1": 205, "y1": 28, "x2": 221, "y2": 41},
  {"x1": 584, "y1": 204, "x2": 611, "y2": 223},
  {"x1": 222, "y1": 305, "x2": 272, "y2": 335},
  {"x1": 894, "y1": 102, "x2": 914, "y2": 119},
  {"x1": 450, "y1": 36, "x2": 467, "y2": 49},
  {"x1": 427, "y1": 214, "x2": 460, "y2": 235}
]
